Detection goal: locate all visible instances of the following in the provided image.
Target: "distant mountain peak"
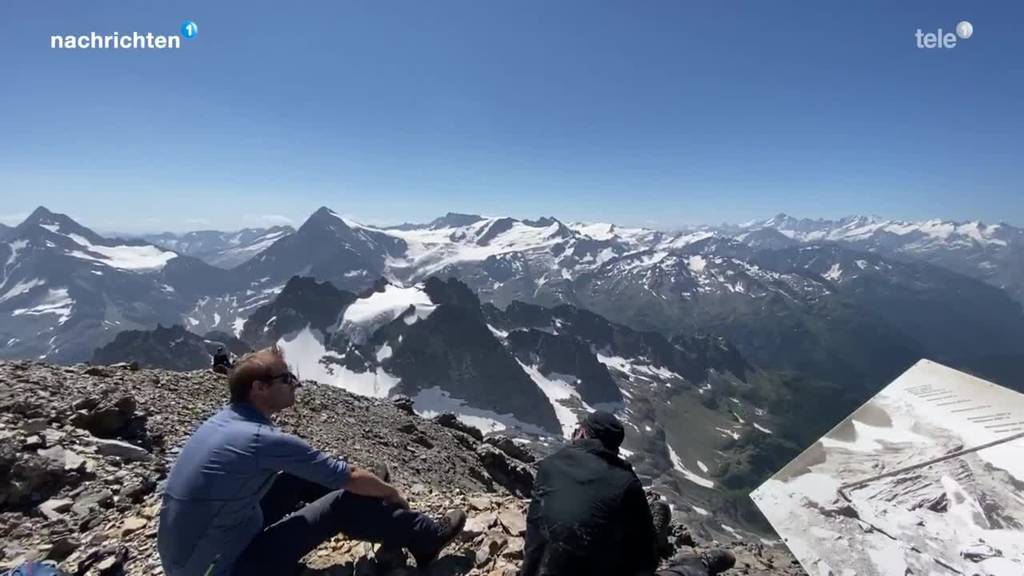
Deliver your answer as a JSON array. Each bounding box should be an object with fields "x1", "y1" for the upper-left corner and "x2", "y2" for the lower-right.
[
  {"x1": 27, "y1": 205, "x2": 56, "y2": 220},
  {"x1": 23, "y1": 205, "x2": 69, "y2": 227},
  {"x1": 299, "y1": 206, "x2": 351, "y2": 232}
]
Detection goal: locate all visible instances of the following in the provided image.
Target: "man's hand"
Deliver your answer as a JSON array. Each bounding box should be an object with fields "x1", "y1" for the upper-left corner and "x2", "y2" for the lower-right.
[
  {"x1": 345, "y1": 466, "x2": 410, "y2": 509},
  {"x1": 384, "y1": 489, "x2": 409, "y2": 510}
]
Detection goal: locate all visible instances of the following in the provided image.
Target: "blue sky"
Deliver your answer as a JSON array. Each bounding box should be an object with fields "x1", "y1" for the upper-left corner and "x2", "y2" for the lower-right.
[{"x1": 1, "y1": 1, "x2": 1021, "y2": 232}]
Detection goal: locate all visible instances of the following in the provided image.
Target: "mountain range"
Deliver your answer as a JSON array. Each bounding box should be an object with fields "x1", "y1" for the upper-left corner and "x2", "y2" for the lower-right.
[
  {"x1": 4, "y1": 206, "x2": 1023, "y2": 407},
  {"x1": 138, "y1": 226, "x2": 294, "y2": 269},
  {"x1": 5, "y1": 204, "x2": 1024, "y2": 534}
]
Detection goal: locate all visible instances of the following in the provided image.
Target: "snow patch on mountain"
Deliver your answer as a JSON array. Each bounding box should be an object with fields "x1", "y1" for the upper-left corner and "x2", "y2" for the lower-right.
[
  {"x1": 667, "y1": 443, "x2": 715, "y2": 488},
  {"x1": 412, "y1": 386, "x2": 547, "y2": 435},
  {"x1": 65, "y1": 233, "x2": 177, "y2": 271},
  {"x1": 339, "y1": 284, "x2": 435, "y2": 344},
  {"x1": 597, "y1": 354, "x2": 682, "y2": 383},
  {"x1": 0, "y1": 278, "x2": 45, "y2": 304},
  {"x1": 4, "y1": 239, "x2": 28, "y2": 271},
  {"x1": 278, "y1": 327, "x2": 400, "y2": 398},
  {"x1": 11, "y1": 288, "x2": 73, "y2": 325},
  {"x1": 822, "y1": 263, "x2": 842, "y2": 282},
  {"x1": 686, "y1": 255, "x2": 707, "y2": 274},
  {"x1": 517, "y1": 361, "x2": 588, "y2": 438},
  {"x1": 383, "y1": 218, "x2": 567, "y2": 277}
]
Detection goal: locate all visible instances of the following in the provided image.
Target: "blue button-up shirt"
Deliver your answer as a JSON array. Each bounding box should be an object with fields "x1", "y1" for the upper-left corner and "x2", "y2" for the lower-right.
[{"x1": 157, "y1": 403, "x2": 351, "y2": 576}]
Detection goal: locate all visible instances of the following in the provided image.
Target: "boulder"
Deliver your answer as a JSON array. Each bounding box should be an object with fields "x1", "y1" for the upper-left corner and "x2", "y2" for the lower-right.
[
  {"x1": 88, "y1": 438, "x2": 152, "y2": 462},
  {"x1": 69, "y1": 392, "x2": 148, "y2": 445},
  {"x1": 391, "y1": 395, "x2": 415, "y2": 415},
  {"x1": 497, "y1": 508, "x2": 526, "y2": 536},
  {"x1": 71, "y1": 488, "x2": 114, "y2": 517},
  {"x1": 476, "y1": 444, "x2": 534, "y2": 498},
  {"x1": 434, "y1": 413, "x2": 484, "y2": 442},
  {"x1": 38, "y1": 497, "x2": 74, "y2": 520},
  {"x1": 482, "y1": 435, "x2": 535, "y2": 463}
]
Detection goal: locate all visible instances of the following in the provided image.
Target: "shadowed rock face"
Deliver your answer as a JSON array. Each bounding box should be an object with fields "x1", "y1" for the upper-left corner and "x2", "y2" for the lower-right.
[
  {"x1": 505, "y1": 329, "x2": 622, "y2": 406},
  {"x1": 386, "y1": 278, "x2": 563, "y2": 433},
  {"x1": 0, "y1": 360, "x2": 803, "y2": 576},
  {"x1": 91, "y1": 324, "x2": 212, "y2": 371},
  {"x1": 241, "y1": 275, "x2": 358, "y2": 348}
]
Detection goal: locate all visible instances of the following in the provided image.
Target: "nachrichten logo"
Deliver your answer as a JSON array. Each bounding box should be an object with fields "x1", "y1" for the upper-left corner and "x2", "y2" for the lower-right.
[{"x1": 50, "y1": 20, "x2": 199, "y2": 50}]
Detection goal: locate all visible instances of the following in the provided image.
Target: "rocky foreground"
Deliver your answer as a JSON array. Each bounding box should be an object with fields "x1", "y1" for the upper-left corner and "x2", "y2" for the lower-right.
[{"x1": 0, "y1": 361, "x2": 804, "y2": 576}]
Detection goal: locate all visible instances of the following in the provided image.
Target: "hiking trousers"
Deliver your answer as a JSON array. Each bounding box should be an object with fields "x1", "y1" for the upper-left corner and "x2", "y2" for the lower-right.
[{"x1": 229, "y1": 473, "x2": 439, "y2": 575}]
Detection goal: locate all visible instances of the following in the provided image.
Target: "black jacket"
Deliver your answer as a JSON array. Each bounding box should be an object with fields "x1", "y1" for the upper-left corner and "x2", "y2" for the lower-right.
[
  {"x1": 521, "y1": 439, "x2": 659, "y2": 576},
  {"x1": 212, "y1": 352, "x2": 231, "y2": 368}
]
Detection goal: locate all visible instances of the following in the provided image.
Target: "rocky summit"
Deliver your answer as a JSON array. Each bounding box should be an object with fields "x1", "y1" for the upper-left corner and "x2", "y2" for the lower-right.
[{"x1": 0, "y1": 361, "x2": 803, "y2": 576}]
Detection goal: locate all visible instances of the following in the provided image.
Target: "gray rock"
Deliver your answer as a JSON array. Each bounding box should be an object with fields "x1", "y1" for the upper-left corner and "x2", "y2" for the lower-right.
[
  {"x1": 391, "y1": 395, "x2": 415, "y2": 415},
  {"x1": 22, "y1": 418, "x2": 49, "y2": 434},
  {"x1": 483, "y1": 435, "x2": 535, "y2": 463},
  {"x1": 71, "y1": 488, "x2": 114, "y2": 517},
  {"x1": 89, "y1": 438, "x2": 152, "y2": 462},
  {"x1": 434, "y1": 413, "x2": 483, "y2": 442},
  {"x1": 476, "y1": 444, "x2": 534, "y2": 498},
  {"x1": 46, "y1": 535, "x2": 81, "y2": 561},
  {"x1": 39, "y1": 497, "x2": 74, "y2": 520},
  {"x1": 497, "y1": 508, "x2": 526, "y2": 536}
]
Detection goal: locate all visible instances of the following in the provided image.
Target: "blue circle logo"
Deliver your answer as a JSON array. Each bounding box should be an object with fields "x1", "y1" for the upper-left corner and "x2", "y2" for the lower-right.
[{"x1": 180, "y1": 20, "x2": 198, "y2": 39}]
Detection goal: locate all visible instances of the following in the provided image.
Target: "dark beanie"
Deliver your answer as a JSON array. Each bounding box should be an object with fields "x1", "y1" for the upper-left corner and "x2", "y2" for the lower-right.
[{"x1": 581, "y1": 411, "x2": 625, "y2": 452}]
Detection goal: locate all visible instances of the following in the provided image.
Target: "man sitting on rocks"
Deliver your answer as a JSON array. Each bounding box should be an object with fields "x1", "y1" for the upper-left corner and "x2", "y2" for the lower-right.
[
  {"x1": 157, "y1": 346, "x2": 466, "y2": 576},
  {"x1": 521, "y1": 410, "x2": 660, "y2": 576},
  {"x1": 211, "y1": 346, "x2": 232, "y2": 374}
]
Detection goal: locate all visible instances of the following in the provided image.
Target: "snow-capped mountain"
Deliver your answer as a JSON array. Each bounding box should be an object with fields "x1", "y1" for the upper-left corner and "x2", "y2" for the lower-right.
[
  {"x1": 69, "y1": 206, "x2": 1024, "y2": 413},
  {"x1": 727, "y1": 214, "x2": 1024, "y2": 305},
  {"x1": 0, "y1": 223, "x2": 12, "y2": 241},
  {"x1": 0, "y1": 207, "x2": 232, "y2": 361},
  {"x1": 140, "y1": 226, "x2": 295, "y2": 269},
  {"x1": 7, "y1": 206, "x2": 1024, "y2": 399}
]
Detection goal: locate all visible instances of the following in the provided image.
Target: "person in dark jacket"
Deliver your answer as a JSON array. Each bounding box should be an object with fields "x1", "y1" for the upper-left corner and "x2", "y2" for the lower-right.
[
  {"x1": 211, "y1": 346, "x2": 232, "y2": 374},
  {"x1": 521, "y1": 411, "x2": 659, "y2": 576}
]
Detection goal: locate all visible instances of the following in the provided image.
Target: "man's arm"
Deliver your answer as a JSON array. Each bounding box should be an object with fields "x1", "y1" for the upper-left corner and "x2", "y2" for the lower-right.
[
  {"x1": 621, "y1": 477, "x2": 660, "y2": 574},
  {"x1": 257, "y1": 429, "x2": 406, "y2": 506},
  {"x1": 258, "y1": 429, "x2": 351, "y2": 488},
  {"x1": 345, "y1": 466, "x2": 407, "y2": 508}
]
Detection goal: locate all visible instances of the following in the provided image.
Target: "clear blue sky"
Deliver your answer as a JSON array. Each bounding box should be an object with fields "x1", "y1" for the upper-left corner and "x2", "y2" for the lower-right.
[{"x1": 1, "y1": 1, "x2": 1022, "y2": 232}]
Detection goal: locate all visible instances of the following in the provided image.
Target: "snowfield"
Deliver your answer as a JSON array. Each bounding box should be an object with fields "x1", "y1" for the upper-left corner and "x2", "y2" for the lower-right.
[
  {"x1": 412, "y1": 387, "x2": 547, "y2": 436},
  {"x1": 278, "y1": 327, "x2": 400, "y2": 398},
  {"x1": 63, "y1": 233, "x2": 178, "y2": 271},
  {"x1": 11, "y1": 288, "x2": 74, "y2": 325},
  {"x1": 338, "y1": 284, "x2": 435, "y2": 344}
]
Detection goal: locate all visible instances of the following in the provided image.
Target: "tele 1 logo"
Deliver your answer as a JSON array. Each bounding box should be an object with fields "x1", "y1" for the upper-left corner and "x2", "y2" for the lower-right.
[{"x1": 916, "y1": 21, "x2": 972, "y2": 49}]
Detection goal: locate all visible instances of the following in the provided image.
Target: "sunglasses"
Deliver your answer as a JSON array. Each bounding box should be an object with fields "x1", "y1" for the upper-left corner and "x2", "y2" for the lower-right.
[{"x1": 268, "y1": 371, "x2": 300, "y2": 387}]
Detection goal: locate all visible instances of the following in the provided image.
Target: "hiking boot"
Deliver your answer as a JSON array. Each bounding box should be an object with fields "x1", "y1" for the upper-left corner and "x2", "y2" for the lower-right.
[
  {"x1": 701, "y1": 550, "x2": 736, "y2": 575},
  {"x1": 412, "y1": 509, "x2": 467, "y2": 568}
]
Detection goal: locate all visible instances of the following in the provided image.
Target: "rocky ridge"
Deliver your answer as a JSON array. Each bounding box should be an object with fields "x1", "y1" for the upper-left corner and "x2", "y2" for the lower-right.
[{"x1": 0, "y1": 362, "x2": 802, "y2": 576}]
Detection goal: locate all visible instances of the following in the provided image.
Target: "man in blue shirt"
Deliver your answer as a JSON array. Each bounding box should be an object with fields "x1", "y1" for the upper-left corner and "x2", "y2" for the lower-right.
[{"x1": 157, "y1": 346, "x2": 466, "y2": 576}]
